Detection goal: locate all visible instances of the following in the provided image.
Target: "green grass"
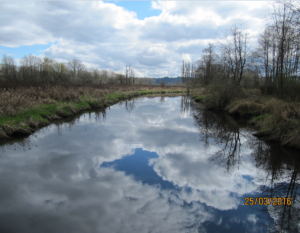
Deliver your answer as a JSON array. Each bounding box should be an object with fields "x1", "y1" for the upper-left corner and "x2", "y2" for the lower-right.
[
  {"x1": 194, "y1": 95, "x2": 204, "y2": 101},
  {"x1": 250, "y1": 114, "x2": 270, "y2": 121},
  {"x1": 0, "y1": 89, "x2": 186, "y2": 134},
  {"x1": 72, "y1": 100, "x2": 90, "y2": 110},
  {"x1": 190, "y1": 86, "x2": 300, "y2": 148},
  {"x1": 107, "y1": 92, "x2": 122, "y2": 101},
  {"x1": 0, "y1": 106, "x2": 52, "y2": 128}
]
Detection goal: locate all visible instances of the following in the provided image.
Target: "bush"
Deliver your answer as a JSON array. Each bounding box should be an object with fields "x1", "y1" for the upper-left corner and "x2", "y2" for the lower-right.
[
  {"x1": 226, "y1": 99, "x2": 264, "y2": 117},
  {"x1": 204, "y1": 81, "x2": 245, "y2": 109},
  {"x1": 259, "y1": 80, "x2": 300, "y2": 102}
]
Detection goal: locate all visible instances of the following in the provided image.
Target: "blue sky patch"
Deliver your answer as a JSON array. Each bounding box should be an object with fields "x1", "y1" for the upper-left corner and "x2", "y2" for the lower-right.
[
  {"x1": 0, "y1": 42, "x2": 56, "y2": 59},
  {"x1": 100, "y1": 148, "x2": 176, "y2": 189},
  {"x1": 242, "y1": 175, "x2": 253, "y2": 182},
  {"x1": 105, "y1": 1, "x2": 161, "y2": 20}
]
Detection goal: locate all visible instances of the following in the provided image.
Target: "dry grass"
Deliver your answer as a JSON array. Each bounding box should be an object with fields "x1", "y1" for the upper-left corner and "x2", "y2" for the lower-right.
[
  {"x1": 225, "y1": 99, "x2": 265, "y2": 116},
  {"x1": 196, "y1": 83, "x2": 245, "y2": 109},
  {"x1": 0, "y1": 85, "x2": 78, "y2": 116},
  {"x1": 227, "y1": 97, "x2": 300, "y2": 118},
  {"x1": 252, "y1": 99, "x2": 300, "y2": 147},
  {"x1": 192, "y1": 85, "x2": 300, "y2": 148},
  {"x1": 0, "y1": 84, "x2": 184, "y2": 117},
  {"x1": 226, "y1": 96, "x2": 300, "y2": 148},
  {"x1": 0, "y1": 83, "x2": 186, "y2": 140}
]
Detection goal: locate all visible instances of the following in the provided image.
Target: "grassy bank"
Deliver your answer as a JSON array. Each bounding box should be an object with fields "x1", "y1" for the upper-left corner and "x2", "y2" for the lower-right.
[
  {"x1": 0, "y1": 84, "x2": 186, "y2": 140},
  {"x1": 191, "y1": 86, "x2": 300, "y2": 149}
]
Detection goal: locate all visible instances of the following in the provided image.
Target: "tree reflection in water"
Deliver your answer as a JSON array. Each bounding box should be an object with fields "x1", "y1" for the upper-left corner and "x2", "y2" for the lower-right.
[
  {"x1": 124, "y1": 99, "x2": 136, "y2": 114},
  {"x1": 181, "y1": 96, "x2": 300, "y2": 233},
  {"x1": 249, "y1": 139, "x2": 300, "y2": 233},
  {"x1": 160, "y1": 96, "x2": 166, "y2": 103},
  {"x1": 54, "y1": 108, "x2": 107, "y2": 136},
  {"x1": 117, "y1": 98, "x2": 136, "y2": 114},
  {"x1": 0, "y1": 108, "x2": 108, "y2": 153},
  {"x1": 0, "y1": 137, "x2": 32, "y2": 153},
  {"x1": 189, "y1": 98, "x2": 245, "y2": 173},
  {"x1": 180, "y1": 95, "x2": 191, "y2": 117}
]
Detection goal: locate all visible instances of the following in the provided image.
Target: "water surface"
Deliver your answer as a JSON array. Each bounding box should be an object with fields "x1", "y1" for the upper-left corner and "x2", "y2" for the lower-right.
[{"x1": 0, "y1": 96, "x2": 299, "y2": 233}]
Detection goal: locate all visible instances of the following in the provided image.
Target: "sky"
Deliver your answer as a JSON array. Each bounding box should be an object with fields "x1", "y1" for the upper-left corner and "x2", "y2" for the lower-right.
[{"x1": 0, "y1": 1, "x2": 272, "y2": 77}]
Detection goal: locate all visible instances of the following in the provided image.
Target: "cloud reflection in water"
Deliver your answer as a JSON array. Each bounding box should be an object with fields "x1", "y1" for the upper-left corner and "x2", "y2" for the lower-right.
[{"x1": 0, "y1": 96, "x2": 284, "y2": 232}]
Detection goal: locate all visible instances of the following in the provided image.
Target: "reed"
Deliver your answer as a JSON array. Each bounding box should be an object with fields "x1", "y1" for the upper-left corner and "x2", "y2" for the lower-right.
[
  {"x1": 0, "y1": 83, "x2": 186, "y2": 139},
  {"x1": 191, "y1": 86, "x2": 300, "y2": 148}
]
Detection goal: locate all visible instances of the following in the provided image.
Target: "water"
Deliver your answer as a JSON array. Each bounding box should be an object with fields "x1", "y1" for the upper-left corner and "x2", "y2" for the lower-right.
[{"x1": 0, "y1": 96, "x2": 299, "y2": 233}]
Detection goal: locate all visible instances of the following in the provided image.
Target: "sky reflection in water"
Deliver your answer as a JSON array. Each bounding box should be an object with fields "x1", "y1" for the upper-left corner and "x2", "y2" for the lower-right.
[{"x1": 0, "y1": 96, "x2": 299, "y2": 233}]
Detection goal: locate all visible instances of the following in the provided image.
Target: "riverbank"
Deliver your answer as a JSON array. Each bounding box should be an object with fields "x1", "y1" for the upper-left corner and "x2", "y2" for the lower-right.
[
  {"x1": 191, "y1": 87, "x2": 300, "y2": 149},
  {"x1": 0, "y1": 84, "x2": 186, "y2": 141}
]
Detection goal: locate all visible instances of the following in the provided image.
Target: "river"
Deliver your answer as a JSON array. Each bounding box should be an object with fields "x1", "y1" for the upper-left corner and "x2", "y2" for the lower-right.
[{"x1": 0, "y1": 96, "x2": 299, "y2": 233}]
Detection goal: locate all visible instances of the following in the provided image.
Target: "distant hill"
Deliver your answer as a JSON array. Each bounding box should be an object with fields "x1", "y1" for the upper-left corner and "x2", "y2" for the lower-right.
[{"x1": 153, "y1": 77, "x2": 182, "y2": 85}]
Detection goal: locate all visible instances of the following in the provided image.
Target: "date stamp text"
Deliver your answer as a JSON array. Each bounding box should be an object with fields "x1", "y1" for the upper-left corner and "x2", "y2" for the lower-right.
[{"x1": 245, "y1": 197, "x2": 292, "y2": 206}]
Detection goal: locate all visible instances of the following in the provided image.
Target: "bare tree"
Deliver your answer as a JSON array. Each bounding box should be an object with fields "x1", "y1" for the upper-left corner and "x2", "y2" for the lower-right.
[
  {"x1": 125, "y1": 65, "x2": 135, "y2": 85},
  {"x1": 100, "y1": 70, "x2": 108, "y2": 84},
  {"x1": 271, "y1": 0, "x2": 298, "y2": 97},
  {"x1": 125, "y1": 66, "x2": 129, "y2": 86},
  {"x1": 116, "y1": 73, "x2": 125, "y2": 85},
  {"x1": 181, "y1": 60, "x2": 193, "y2": 85},
  {"x1": 257, "y1": 26, "x2": 273, "y2": 87},
  {"x1": 253, "y1": 1, "x2": 300, "y2": 98},
  {"x1": 67, "y1": 59, "x2": 82, "y2": 82},
  {"x1": 131, "y1": 69, "x2": 135, "y2": 85},
  {"x1": 1, "y1": 55, "x2": 17, "y2": 82},
  {"x1": 19, "y1": 54, "x2": 42, "y2": 82},
  {"x1": 53, "y1": 62, "x2": 67, "y2": 83},
  {"x1": 185, "y1": 61, "x2": 191, "y2": 84},
  {"x1": 197, "y1": 43, "x2": 219, "y2": 85},
  {"x1": 92, "y1": 69, "x2": 101, "y2": 84},
  {"x1": 222, "y1": 22, "x2": 251, "y2": 85},
  {"x1": 41, "y1": 57, "x2": 55, "y2": 82},
  {"x1": 181, "y1": 60, "x2": 186, "y2": 84}
]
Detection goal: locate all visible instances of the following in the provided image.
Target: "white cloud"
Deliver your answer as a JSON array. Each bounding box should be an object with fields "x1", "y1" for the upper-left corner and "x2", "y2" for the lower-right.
[
  {"x1": 0, "y1": 1, "x2": 271, "y2": 76},
  {"x1": 247, "y1": 214, "x2": 258, "y2": 224}
]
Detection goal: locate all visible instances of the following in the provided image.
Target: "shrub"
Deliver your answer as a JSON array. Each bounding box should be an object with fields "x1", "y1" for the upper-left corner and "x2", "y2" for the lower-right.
[
  {"x1": 160, "y1": 81, "x2": 166, "y2": 88},
  {"x1": 226, "y1": 99, "x2": 264, "y2": 116},
  {"x1": 204, "y1": 82, "x2": 245, "y2": 109}
]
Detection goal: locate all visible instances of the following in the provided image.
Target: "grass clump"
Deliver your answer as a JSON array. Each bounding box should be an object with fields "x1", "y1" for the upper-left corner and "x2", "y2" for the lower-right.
[
  {"x1": 193, "y1": 95, "x2": 204, "y2": 102},
  {"x1": 228, "y1": 97, "x2": 300, "y2": 148},
  {"x1": 225, "y1": 99, "x2": 264, "y2": 117},
  {"x1": 190, "y1": 88, "x2": 205, "y2": 102},
  {"x1": 195, "y1": 95, "x2": 204, "y2": 102},
  {"x1": 252, "y1": 99, "x2": 300, "y2": 147},
  {"x1": 250, "y1": 114, "x2": 270, "y2": 121},
  {"x1": 191, "y1": 84, "x2": 300, "y2": 148},
  {"x1": 203, "y1": 82, "x2": 245, "y2": 109},
  {"x1": 0, "y1": 84, "x2": 186, "y2": 140},
  {"x1": 257, "y1": 114, "x2": 300, "y2": 148}
]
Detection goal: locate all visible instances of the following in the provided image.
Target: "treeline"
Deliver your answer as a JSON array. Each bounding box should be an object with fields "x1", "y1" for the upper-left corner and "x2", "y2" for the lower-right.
[
  {"x1": 153, "y1": 77, "x2": 182, "y2": 85},
  {"x1": 183, "y1": 1, "x2": 300, "y2": 100},
  {"x1": 0, "y1": 55, "x2": 156, "y2": 86}
]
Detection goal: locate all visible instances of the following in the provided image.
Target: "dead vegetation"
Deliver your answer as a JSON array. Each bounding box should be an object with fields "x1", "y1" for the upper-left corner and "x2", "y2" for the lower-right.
[
  {"x1": 0, "y1": 83, "x2": 183, "y2": 117},
  {"x1": 228, "y1": 97, "x2": 300, "y2": 148},
  {"x1": 226, "y1": 97, "x2": 300, "y2": 119},
  {"x1": 0, "y1": 83, "x2": 186, "y2": 140},
  {"x1": 191, "y1": 85, "x2": 300, "y2": 149}
]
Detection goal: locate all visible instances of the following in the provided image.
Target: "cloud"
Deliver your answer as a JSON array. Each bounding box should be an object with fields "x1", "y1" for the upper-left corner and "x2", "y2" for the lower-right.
[
  {"x1": 0, "y1": 1, "x2": 270, "y2": 76},
  {"x1": 247, "y1": 214, "x2": 258, "y2": 224}
]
